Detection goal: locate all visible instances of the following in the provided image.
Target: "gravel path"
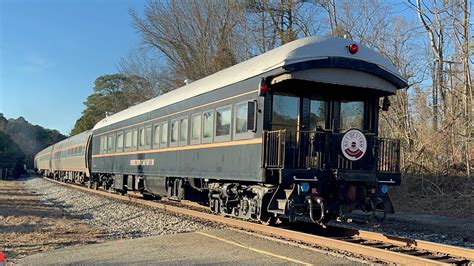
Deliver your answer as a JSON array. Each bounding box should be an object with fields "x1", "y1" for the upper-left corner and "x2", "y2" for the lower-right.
[{"x1": 25, "y1": 178, "x2": 221, "y2": 239}]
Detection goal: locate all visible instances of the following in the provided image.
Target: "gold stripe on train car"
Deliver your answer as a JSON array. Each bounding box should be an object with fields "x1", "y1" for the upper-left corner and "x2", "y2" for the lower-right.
[{"x1": 92, "y1": 138, "x2": 262, "y2": 158}]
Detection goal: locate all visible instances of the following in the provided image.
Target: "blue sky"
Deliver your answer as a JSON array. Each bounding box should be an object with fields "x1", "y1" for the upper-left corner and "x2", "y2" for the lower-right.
[{"x1": 0, "y1": 0, "x2": 145, "y2": 135}]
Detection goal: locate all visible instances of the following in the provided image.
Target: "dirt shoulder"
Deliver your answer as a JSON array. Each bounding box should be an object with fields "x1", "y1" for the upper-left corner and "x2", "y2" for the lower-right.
[{"x1": 0, "y1": 178, "x2": 104, "y2": 264}]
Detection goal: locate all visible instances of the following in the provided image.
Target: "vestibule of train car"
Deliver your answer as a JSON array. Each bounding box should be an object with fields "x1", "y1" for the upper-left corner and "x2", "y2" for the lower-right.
[{"x1": 261, "y1": 78, "x2": 399, "y2": 174}]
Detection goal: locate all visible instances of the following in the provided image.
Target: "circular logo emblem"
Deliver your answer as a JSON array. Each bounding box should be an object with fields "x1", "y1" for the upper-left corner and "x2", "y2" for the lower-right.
[{"x1": 341, "y1": 129, "x2": 367, "y2": 161}]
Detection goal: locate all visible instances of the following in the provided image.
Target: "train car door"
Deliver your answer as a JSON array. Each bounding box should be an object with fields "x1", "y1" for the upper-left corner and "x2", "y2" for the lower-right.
[{"x1": 85, "y1": 134, "x2": 93, "y2": 177}]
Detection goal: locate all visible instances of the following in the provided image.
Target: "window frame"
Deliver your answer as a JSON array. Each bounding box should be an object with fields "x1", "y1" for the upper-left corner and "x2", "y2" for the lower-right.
[
  {"x1": 214, "y1": 105, "x2": 232, "y2": 142},
  {"x1": 339, "y1": 100, "x2": 365, "y2": 133},
  {"x1": 170, "y1": 119, "x2": 179, "y2": 147},
  {"x1": 107, "y1": 133, "x2": 116, "y2": 153},
  {"x1": 100, "y1": 135, "x2": 107, "y2": 154},
  {"x1": 233, "y1": 101, "x2": 253, "y2": 140},
  {"x1": 202, "y1": 109, "x2": 214, "y2": 144},
  {"x1": 153, "y1": 123, "x2": 160, "y2": 148},
  {"x1": 144, "y1": 125, "x2": 152, "y2": 149},
  {"x1": 138, "y1": 126, "x2": 146, "y2": 150},
  {"x1": 131, "y1": 129, "x2": 138, "y2": 150},
  {"x1": 190, "y1": 113, "x2": 201, "y2": 145},
  {"x1": 309, "y1": 97, "x2": 329, "y2": 131},
  {"x1": 124, "y1": 130, "x2": 133, "y2": 151},
  {"x1": 179, "y1": 116, "x2": 189, "y2": 146},
  {"x1": 116, "y1": 132, "x2": 124, "y2": 152},
  {"x1": 160, "y1": 121, "x2": 169, "y2": 148}
]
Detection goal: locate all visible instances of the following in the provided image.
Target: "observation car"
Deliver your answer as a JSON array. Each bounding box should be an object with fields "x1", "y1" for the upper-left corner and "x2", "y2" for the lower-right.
[{"x1": 36, "y1": 36, "x2": 407, "y2": 224}]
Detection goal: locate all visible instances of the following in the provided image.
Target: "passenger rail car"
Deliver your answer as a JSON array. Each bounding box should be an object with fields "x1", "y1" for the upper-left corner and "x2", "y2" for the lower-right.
[
  {"x1": 36, "y1": 36, "x2": 407, "y2": 225},
  {"x1": 34, "y1": 130, "x2": 92, "y2": 183}
]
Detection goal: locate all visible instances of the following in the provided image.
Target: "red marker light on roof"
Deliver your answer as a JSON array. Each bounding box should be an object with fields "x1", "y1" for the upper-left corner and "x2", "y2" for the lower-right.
[{"x1": 348, "y1": 43, "x2": 358, "y2": 54}]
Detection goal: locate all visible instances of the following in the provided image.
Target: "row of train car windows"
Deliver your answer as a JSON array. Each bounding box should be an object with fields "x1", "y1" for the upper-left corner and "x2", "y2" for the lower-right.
[
  {"x1": 52, "y1": 146, "x2": 85, "y2": 158},
  {"x1": 99, "y1": 102, "x2": 250, "y2": 154}
]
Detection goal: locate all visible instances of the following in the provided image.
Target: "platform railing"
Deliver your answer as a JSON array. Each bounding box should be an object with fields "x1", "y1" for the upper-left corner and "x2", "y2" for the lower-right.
[
  {"x1": 262, "y1": 130, "x2": 324, "y2": 169},
  {"x1": 375, "y1": 138, "x2": 401, "y2": 173},
  {"x1": 263, "y1": 130, "x2": 401, "y2": 173},
  {"x1": 262, "y1": 130, "x2": 286, "y2": 168}
]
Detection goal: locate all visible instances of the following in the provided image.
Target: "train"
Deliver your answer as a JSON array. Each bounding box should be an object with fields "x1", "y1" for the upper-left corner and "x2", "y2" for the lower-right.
[{"x1": 35, "y1": 36, "x2": 407, "y2": 225}]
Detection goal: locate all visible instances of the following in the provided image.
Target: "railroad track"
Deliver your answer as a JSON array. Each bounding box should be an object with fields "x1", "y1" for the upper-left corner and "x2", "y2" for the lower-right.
[{"x1": 43, "y1": 177, "x2": 473, "y2": 265}]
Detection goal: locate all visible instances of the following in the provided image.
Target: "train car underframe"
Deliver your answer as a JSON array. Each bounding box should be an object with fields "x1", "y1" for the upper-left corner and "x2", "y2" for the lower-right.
[{"x1": 83, "y1": 171, "x2": 394, "y2": 226}]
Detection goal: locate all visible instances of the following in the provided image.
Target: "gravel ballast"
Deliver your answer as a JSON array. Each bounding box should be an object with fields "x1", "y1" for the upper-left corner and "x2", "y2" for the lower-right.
[
  {"x1": 25, "y1": 177, "x2": 220, "y2": 239},
  {"x1": 23, "y1": 177, "x2": 473, "y2": 249}
]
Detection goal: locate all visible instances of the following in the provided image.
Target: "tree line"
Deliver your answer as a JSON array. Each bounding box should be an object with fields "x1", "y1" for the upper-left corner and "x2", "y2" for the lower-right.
[
  {"x1": 0, "y1": 114, "x2": 66, "y2": 177},
  {"x1": 70, "y1": 0, "x2": 472, "y2": 178}
]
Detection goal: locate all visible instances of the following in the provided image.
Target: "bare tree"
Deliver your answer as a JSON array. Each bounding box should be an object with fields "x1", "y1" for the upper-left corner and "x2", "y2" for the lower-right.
[
  {"x1": 244, "y1": 0, "x2": 318, "y2": 53},
  {"x1": 118, "y1": 48, "x2": 174, "y2": 97},
  {"x1": 131, "y1": 0, "x2": 245, "y2": 87},
  {"x1": 460, "y1": 0, "x2": 472, "y2": 175},
  {"x1": 410, "y1": 0, "x2": 450, "y2": 131}
]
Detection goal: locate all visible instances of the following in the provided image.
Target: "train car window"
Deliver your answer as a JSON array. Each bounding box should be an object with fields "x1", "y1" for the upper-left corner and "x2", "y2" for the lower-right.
[
  {"x1": 132, "y1": 129, "x2": 138, "y2": 149},
  {"x1": 145, "y1": 126, "x2": 152, "y2": 147},
  {"x1": 191, "y1": 113, "x2": 201, "y2": 144},
  {"x1": 160, "y1": 122, "x2": 168, "y2": 147},
  {"x1": 100, "y1": 135, "x2": 107, "y2": 154},
  {"x1": 202, "y1": 110, "x2": 214, "y2": 143},
  {"x1": 340, "y1": 101, "x2": 364, "y2": 132},
  {"x1": 234, "y1": 101, "x2": 254, "y2": 140},
  {"x1": 216, "y1": 106, "x2": 231, "y2": 137},
  {"x1": 179, "y1": 117, "x2": 188, "y2": 145},
  {"x1": 117, "y1": 133, "x2": 124, "y2": 151},
  {"x1": 125, "y1": 131, "x2": 132, "y2": 148},
  {"x1": 310, "y1": 99, "x2": 327, "y2": 131},
  {"x1": 139, "y1": 127, "x2": 145, "y2": 147},
  {"x1": 153, "y1": 124, "x2": 160, "y2": 147},
  {"x1": 108, "y1": 134, "x2": 115, "y2": 152},
  {"x1": 272, "y1": 95, "x2": 299, "y2": 131},
  {"x1": 170, "y1": 120, "x2": 178, "y2": 145},
  {"x1": 235, "y1": 103, "x2": 248, "y2": 134}
]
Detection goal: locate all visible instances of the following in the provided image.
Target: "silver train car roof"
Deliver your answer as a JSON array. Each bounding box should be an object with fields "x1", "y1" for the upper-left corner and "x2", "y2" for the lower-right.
[{"x1": 94, "y1": 35, "x2": 407, "y2": 131}]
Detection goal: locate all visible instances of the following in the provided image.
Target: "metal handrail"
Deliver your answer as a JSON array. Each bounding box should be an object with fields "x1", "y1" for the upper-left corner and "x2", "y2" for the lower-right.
[
  {"x1": 375, "y1": 138, "x2": 401, "y2": 173},
  {"x1": 263, "y1": 130, "x2": 401, "y2": 173},
  {"x1": 263, "y1": 130, "x2": 324, "y2": 169}
]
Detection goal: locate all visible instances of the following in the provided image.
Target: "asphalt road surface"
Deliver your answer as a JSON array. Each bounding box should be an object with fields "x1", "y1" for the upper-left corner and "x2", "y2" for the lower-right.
[{"x1": 20, "y1": 229, "x2": 366, "y2": 265}]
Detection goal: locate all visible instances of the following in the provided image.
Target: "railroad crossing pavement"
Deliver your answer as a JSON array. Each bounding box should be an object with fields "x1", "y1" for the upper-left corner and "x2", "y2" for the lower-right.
[{"x1": 20, "y1": 228, "x2": 366, "y2": 265}]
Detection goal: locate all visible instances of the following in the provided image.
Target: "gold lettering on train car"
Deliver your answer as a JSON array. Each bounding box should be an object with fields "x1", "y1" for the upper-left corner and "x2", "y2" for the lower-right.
[{"x1": 130, "y1": 159, "x2": 155, "y2": 166}]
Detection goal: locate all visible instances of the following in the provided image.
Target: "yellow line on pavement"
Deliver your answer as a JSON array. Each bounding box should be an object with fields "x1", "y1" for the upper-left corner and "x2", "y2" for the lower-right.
[{"x1": 196, "y1": 231, "x2": 312, "y2": 265}]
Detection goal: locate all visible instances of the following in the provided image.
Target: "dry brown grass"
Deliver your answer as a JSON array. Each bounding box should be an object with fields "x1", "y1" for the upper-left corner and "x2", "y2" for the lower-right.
[{"x1": 390, "y1": 174, "x2": 474, "y2": 219}]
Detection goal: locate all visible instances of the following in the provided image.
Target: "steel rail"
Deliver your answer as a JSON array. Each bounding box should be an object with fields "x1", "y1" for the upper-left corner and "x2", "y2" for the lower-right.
[
  {"x1": 351, "y1": 229, "x2": 474, "y2": 261},
  {"x1": 43, "y1": 177, "x2": 471, "y2": 265}
]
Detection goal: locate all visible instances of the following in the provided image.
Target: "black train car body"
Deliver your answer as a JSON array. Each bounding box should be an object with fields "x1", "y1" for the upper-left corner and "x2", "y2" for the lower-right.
[{"x1": 89, "y1": 36, "x2": 407, "y2": 223}]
